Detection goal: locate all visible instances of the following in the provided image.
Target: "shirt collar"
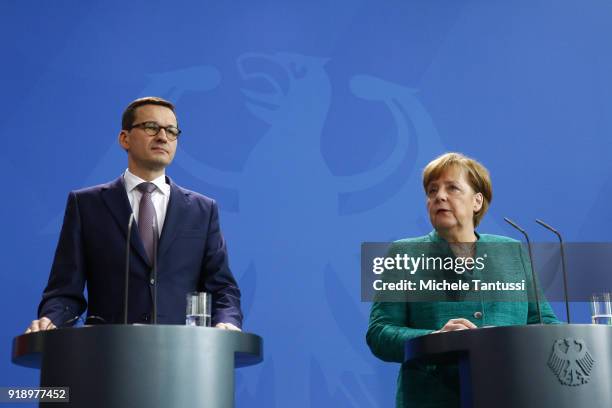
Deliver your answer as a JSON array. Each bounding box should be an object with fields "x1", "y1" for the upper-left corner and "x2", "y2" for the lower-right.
[{"x1": 123, "y1": 169, "x2": 169, "y2": 195}]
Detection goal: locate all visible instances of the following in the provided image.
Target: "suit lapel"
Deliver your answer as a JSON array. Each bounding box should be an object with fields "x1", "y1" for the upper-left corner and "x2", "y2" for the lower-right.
[
  {"x1": 158, "y1": 177, "x2": 189, "y2": 260},
  {"x1": 101, "y1": 176, "x2": 151, "y2": 267}
]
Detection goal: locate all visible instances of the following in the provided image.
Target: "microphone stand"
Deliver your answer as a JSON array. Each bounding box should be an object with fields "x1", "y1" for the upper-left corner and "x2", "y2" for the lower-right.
[
  {"x1": 535, "y1": 219, "x2": 571, "y2": 323},
  {"x1": 504, "y1": 217, "x2": 543, "y2": 324},
  {"x1": 124, "y1": 213, "x2": 135, "y2": 324},
  {"x1": 152, "y1": 222, "x2": 159, "y2": 325}
]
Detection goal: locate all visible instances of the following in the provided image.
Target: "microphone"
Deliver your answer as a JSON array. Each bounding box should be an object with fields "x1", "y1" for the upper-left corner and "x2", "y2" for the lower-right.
[
  {"x1": 504, "y1": 217, "x2": 543, "y2": 324},
  {"x1": 151, "y1": 221, "x2": 159, "y2": 325},
  {"x1": 535, "y1": 219, "x2": 571, "y2": 323},
  {"x1": 123, "y1": 213, "x2": 135, "y2": 324}
]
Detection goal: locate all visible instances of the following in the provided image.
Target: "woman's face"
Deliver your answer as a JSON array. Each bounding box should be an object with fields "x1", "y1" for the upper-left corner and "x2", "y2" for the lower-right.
[{"x1": 426, "y1": 166, "x2": 483, "y2": 235}]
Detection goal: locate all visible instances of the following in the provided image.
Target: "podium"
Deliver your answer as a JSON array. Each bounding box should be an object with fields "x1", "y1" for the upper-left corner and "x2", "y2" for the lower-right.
[
  {"x1": 12, "y1": 325, "x2": 263, "y2": 408},
  {"x1": 404, "y1": 324, "x2": 612, "y2": 408}
]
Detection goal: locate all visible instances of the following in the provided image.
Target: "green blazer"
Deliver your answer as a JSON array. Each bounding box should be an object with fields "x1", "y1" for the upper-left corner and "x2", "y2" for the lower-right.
[{"x1": 366, "y1": 231, "x2": 560, "y2": 407}]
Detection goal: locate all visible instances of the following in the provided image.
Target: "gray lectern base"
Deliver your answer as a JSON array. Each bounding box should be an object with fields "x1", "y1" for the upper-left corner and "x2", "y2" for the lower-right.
[
  {"x1": 12, "y1": 325, "x2": 263, "y2": 408},
  {"x1": 404, "y1": 324, "x2": 612, "y2": 408}
]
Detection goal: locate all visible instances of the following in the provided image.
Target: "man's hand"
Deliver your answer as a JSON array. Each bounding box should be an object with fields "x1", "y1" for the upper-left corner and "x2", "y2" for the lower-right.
[
  {"x1": 25, "y1": 317, "x2": 56, "y2": 334},
  {"x1": 215, "y1": 322, "x2": 241, "y2": 331},
  {"x1": 433, "y1": 318, "x2": 477, "y2": 334}
]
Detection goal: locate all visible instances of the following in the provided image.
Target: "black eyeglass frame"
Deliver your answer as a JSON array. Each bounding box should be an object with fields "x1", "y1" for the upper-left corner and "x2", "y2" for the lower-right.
[{"x1": 129, "y1": 121, "x2": 182, "y2": 140}]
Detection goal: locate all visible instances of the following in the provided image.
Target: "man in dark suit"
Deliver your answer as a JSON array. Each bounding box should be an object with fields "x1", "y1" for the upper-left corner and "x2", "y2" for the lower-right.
[{"x1": 26, "y1": 97, "x2": 242, "y2": 332}]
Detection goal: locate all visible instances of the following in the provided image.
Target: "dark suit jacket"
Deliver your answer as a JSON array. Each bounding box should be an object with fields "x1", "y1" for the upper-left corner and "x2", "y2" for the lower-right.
[{"x1": 38, "y1": 175, "x2": 242, "y2": 327}]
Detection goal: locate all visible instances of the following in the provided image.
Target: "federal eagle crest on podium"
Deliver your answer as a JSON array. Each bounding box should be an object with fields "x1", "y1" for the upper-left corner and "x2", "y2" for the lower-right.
[{"x1": 548, "y1": 338, "x2": 594, "y2": 386}]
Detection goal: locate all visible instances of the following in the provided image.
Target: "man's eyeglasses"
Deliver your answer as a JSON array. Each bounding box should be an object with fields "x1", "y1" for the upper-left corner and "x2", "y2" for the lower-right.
[{"x1": 129, "y1": 121, "x2": 181, "y2": 140}]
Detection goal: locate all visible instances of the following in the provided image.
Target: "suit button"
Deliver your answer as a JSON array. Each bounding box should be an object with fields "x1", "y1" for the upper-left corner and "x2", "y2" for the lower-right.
[
  {"x1": 473, "y1": 311, "x2": 483, "y2": 319},
  {"x1": 150, "y1": 278, "x2": 155, "y2": 285}
]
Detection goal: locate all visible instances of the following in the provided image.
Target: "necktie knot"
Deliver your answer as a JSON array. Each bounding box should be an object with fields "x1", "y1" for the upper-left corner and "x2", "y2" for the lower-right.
[{"x1": 137, "y1": 182, "x2": 156, "y2": 194}]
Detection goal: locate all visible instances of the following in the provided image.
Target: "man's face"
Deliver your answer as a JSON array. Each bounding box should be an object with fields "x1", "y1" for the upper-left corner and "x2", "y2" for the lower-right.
[{"x1": 119, "y1": 104, "x2": 178, "y2": 173}]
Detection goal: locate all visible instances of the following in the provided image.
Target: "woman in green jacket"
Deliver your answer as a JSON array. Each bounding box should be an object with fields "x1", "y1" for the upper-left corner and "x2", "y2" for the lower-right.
[{"x1": 366, "y1": 152, "x2": 560, "y2": 407}]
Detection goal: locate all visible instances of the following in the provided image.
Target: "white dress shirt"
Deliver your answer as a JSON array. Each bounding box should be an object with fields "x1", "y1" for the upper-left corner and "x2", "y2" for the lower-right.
[{"x1": 123, "y1": 169, "x2": 171, "y2": 236}]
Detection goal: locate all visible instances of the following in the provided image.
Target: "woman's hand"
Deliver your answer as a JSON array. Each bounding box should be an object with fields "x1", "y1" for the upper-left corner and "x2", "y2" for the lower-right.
[{"x1": 433, "y1": 318, "x2": 477, "y2": 334}]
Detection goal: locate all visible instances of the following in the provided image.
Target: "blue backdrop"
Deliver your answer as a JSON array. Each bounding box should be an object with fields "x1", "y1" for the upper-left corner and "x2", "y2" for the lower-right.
[{"x1": 2, "y1": 1, "x2": 611, "y2": 406}]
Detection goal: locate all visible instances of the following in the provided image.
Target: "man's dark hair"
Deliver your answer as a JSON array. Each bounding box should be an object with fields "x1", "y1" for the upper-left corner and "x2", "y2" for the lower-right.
[{"x1": 121, "y1": 96, "x2": 176, "y2": 130}]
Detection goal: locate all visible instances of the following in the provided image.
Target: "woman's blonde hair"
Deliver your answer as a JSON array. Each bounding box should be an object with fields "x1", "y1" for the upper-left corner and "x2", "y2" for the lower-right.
[{"x1": 422, "y1": 152, "x2": 493, "y2": 227}]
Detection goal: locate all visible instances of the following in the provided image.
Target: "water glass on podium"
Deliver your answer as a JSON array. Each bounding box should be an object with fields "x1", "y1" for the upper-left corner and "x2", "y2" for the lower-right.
[
  {"x1": 590, "y1": 292, "x2": 612, "y2": 325},
  {"x1": 186, "y1": 292, "x2": 211, "y2": 327}
]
